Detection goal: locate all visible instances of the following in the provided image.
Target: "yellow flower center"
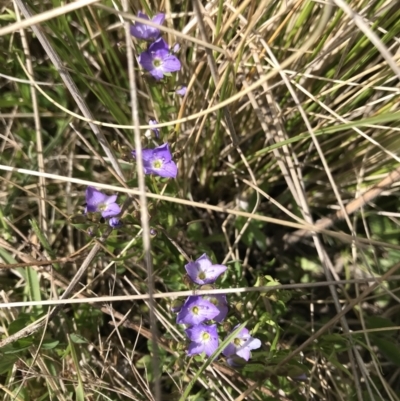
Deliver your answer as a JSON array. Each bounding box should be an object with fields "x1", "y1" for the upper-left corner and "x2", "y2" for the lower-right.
[
  {"x1": 153, "y1": 58, "x2": 162, "y2": 67},
  {"x1": 198, "y1": 271, "x2": 206, "y2": 280},
  {"x1": 152, "y1": 159, "x2": 163, "y2": 169},
  {"x1": 191, "y1": 306, "x2": 199, "y2": 315},
  {"x1": 202, "y1": 332, "x2": 210, "y2": 341},
  {"x1": 234, "y1": 338, "x2": 242, "y2": 346}
]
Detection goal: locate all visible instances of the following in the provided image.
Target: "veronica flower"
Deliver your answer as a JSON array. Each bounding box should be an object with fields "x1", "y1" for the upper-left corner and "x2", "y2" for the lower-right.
[
  {"x1": 176, "y1": 296, "x2": 219, "y2": 325},
  {"x1": 203, "y1": 294, "x2": 228, "y2": 323},
  {"x1": 185, "y1": 324, "x2": 219, "y2": 357},
  {"x1": 185, "y1": 254, "x2": 227, "y2": 285},
  {"x1": 139, "y1": 38, "x2": 181, "y2": 80},
  {"x1": 130, "y1": 12, "x2": 165, "y2": 41},
  {"x1": 131, "y1": 143, "x2": 177, "y2": 178},
  {"x1": 85, "y1": 186, "x2": 121, "y2": 218},
  {"x1": 109, "y1": 217, "x2": 122, "y2": 229},
  {"x1": 222, "y1": 326, "x2": 261, "y2": 361},
  {"x1": 176, "y1": 86, "x2": 187, "y2": 96}
]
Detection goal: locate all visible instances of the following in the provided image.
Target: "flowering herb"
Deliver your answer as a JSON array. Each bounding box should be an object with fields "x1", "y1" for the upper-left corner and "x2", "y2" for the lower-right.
[
  {"x1": 130, "y1": 11, "x2": 165, "y2": 41},
  {"x1": 222, "y1": 326, "x2": 261, "y2": 361},
  {"x1": 131, "y1": 143, "x2": 177, "y2": 178},
  {"x1": 185, "y1": 324, "x2": 219, "y2": 357},
  {"x1": 85, "y1": 186, "x2": 121, "y2": 218},
  {"x1": 203, "y1": 294, "x2": 228, "y2": 323},
  {"x1": 176, "y1": 86, "x2": 187, "y2": 96},
  {"x1": 138, "y1": 38, "x2": 181, "y2": 80},
  {"x1": 149, "y1": 119, "x2": 160, "y2": 138},
  {"x1": 176, "y1": 296, "x2": 219, "y2": 325},
  {"x1": 185, "y1": 254, "x2": 227, "y2": 285}
]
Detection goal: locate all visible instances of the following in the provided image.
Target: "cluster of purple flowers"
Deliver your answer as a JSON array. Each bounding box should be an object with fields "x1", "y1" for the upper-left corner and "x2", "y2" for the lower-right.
[
  {"x1": 128, "y1": 11, "x2": 190, "y2": 179},
  {"x1": 130, "y1": 11, "x2": 184, "y2": 88},
  {"x1": 175, "y1": 254, "x2": 261, "y2": 365}
]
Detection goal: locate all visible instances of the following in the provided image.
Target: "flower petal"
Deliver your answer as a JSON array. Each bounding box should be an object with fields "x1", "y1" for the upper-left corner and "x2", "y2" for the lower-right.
[
  {"x1": 222, "y1": 343, "x2": 236, "y2": 357},
  {"x1": 243, "y1": 337, "x2": 261, "y2": 351},
  {"x1": 153, "y1": 143, "x2": 172, "y2": 162},
  {"x1": 235, "y1": 347, "x2": 251, "y2": 361},
  {"x1": 85, "y1": 186, "x2": 107, "y2": 212},
  {"x1": 105, "y1": 194, "x2": 118, "y2": 205},
  {"x1": 149, "y1": 66, "x2": 165, "y2": 80},
  {"x1": 160, "y1": 55, "x2": 181, "y2": 73},
  {"x1": 152, "y1": 13, "x2": 165, "y2": 25},
  {"x1": 155, "y1": 160, "x2": 178, "y2": 178},
  {"x1": 102, "y1": 203, "x2": 121, "y2": 218},
  {"x1": 187, "y1": 341, "x2": 205, "y2": 356},
  {"x1": 196, "y1": 253, "x2": 212, "y2": 269},
  {"x1": 203, "y1": 336, "x2": 219, "y2": 357},
  {"x1": 185, "y1": 261, "x2": 201, "y2": 282},
  {"x1": 138, "y1": 51, "x2": 155, "y2": 72},
  {"x1": 149, "y1": 37, "x2": 169, "y2": 53}
]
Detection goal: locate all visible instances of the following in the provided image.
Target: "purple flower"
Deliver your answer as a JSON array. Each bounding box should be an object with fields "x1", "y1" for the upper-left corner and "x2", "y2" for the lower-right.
[
  {"x1": 222, "y1": 326, "x2": 261, "y2": 361},
  {"x1": 176, "y1": 86, "x2": 187, "y2": 96},
  {"x1": 139, "y1": 38, "x2": 181, "y2": 80},
  {"x1": 130, "y1": 12, "x2": 165, "y2": 41},
  {"x1": 85, "y1": 186, "x2": 121, "y2": 218},
  {"x1": 131, "y1": 143, "x2": 177, "y2": 178},
  {"x1": 149, "y1": 119, "x2": 160, "y2": 138},
  {"x1": 203, "y1": 295, "x2": 228, "y2": 323},
  {"x1": 109, "y1": 217, "x2": 122, "y2": 229},
  {"x1": 176, "y1": 296, "x2": 220, "y2": 325},
  {"x1": 185, "y1": 324, "x2": 219, "y2": 357},
  {"x1": 185, "y1": 254, "x2": 227, "y2": 285}
]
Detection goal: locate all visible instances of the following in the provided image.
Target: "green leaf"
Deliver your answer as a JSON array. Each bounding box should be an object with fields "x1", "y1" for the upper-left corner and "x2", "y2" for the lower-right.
[
  {"x1": 69, "y1": 334, "x2": 88, "y2": 344},
  {"x1": 373, "y1": 337, "x2": 400, "y2": 366},
  {"x1": 41, "y1": 340, "x2": 60, "y2": 350},
  {"x1": 0, "y1": 352, "x2": 19, "y2": 374}
]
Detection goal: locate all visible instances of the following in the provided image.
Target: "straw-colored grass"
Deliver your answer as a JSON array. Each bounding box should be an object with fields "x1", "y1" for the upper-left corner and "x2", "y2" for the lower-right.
[{"x1": 1, "y1": 0, "x2": 400, "y2": 400}]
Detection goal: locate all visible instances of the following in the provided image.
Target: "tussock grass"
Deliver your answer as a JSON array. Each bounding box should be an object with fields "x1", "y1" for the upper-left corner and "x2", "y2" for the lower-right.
[{"x1": 1, "y1": 0, "x2": 400, "y2": 400}]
